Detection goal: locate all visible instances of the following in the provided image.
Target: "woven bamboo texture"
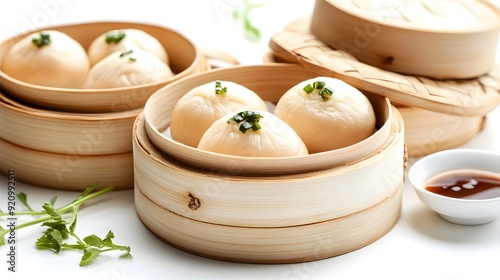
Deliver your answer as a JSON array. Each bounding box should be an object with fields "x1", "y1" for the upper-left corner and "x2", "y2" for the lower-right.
[{"x1": 270, "y1": 23, "x2": 500, "y2": 116}]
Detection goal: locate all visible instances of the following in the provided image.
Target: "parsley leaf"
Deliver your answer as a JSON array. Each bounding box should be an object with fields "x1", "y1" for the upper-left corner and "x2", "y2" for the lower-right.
[{"x1": 0, "y1": 184, "x2": 131, "y2": 266}]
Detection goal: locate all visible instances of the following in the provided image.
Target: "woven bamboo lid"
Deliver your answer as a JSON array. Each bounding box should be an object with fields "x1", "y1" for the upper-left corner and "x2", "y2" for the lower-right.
[{"x1": 269, "y1": 18, "x2": 500, "y2": 117}]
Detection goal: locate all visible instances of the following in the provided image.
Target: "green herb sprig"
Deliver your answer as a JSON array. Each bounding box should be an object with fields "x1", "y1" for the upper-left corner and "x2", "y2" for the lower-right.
[
  {"x1": 0, "y1": 184, "x2": 131, "y2": 266},
  {"x1": 215, "y1": 80, "x2": 227, "y2": 95},
  {"x1": 227, "y1": 110, "x2": 264, "y2": 133},
  {"x1": 32, "y1": 32, "x2": 51, "y2": 48},
  {"x1": 303, "y1": 81, "x2": 334, "y2": 101},
  {"x1": 105, "y1": 31, "x2": 126, "y2": 44},
  {"x1": 232, "y1": 0, "x2": 265, "y2": 42}
]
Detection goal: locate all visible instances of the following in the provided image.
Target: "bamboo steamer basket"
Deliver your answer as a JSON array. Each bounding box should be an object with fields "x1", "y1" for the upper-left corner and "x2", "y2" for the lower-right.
[
  {"x1": 267, "y1": 18, "x2": 500, "y2": 157},
  {"x1": 0, "y1": 137, "x2": 133, "y2": 192},
  {"x1": 0, "y1": 90, "x2": 137, "y2": 190},
  {"x1": 134, "y1": 183, "x2": 402, "y2": 264},
  {"x1": 0, "y1": 22, "x2": 212, "y2": 190},
  {"x1": 144, "y1": 65, "x2": 393, "y2": 175},
  {"x1": 0, "y1": 92, "x2": 139, "y2": 155},
  {"x1": 0, "y1": 21, "x2": 206, "y2": 113},
  {"x1": 134, "y1": 64, "x2": 406, "y2": 263},
  {"x1": 396, "y1": 106, "x2": 485, "y2": 156},
  {"x1": 309, "y1": 0, "x2": 500, "y2": 79}
]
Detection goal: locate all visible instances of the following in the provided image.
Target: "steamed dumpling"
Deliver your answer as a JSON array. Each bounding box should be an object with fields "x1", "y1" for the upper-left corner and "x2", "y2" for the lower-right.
[
  {"x1": 84, "y1": 49, "x2": 173, "y2": 89},
  {"x1": 198, "y1": 110, "x2": 308, "y2": 157},
  {"x1": 274, "y1": 77, "x2": 376, "y2": 153},
  {"x1": 170, "y1": 81, "x2": 269, "y2": 147},
  {"x1": 87, "y1": 29, "x2": 168, "y2": 66},
  {"x1": 1, "y1": 30, "x2": 89, "y2": 88}
]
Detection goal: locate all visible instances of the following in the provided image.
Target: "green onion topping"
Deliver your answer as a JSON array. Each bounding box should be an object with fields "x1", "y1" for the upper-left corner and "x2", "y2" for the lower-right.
[
  {"x1": 31, "y1": 32, "x2": 51, "y2": 48},
  {"x1": 303, "y1": 81, "x2": 334, "y2": 101},
  {"x1": 227, "y1": 111, "x2": 264, "y2": 133},
  {"x1": 119, "y1": 50, "x2": 137, "y2": 62},
  {"x1": 105, "y1": 31, "x2": 126, "y2": 43},
  {"x1": 215, "y1": 80, "x2": 227, "y2": 95}
]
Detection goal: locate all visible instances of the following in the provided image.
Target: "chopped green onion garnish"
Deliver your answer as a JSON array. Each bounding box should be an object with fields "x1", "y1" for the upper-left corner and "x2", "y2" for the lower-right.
[
  {"x1": 215, "y1": 80, "x2": 227, "y2": 95},
  {"x1": 303, "y1": 84, "x2": 314, "y2": 94},
  {"x1": 251, "y1": 122, "x2": 262, "y2": 131},
  {"x1": 105, "y1": 31, "x2": 126, "y2": 43},
  {"x1": 233, "y1": 114, "x2": 245, "y2": 123},
  {"x1": 240, "y1": 122, "x2": 253, "y2": 132},
  {"x1": 227, "y1": 111, "x2": 264, "y2": 133},
  {"x1": 32, "y1": 32, "x2": 51, "y2": 48},
  {"x1": 320, "y1": 87, "x2": 334, "y2": 101},
  {"x1": 119, "y1": 50, "x2": 134, "y2": 57},
  {"x1": 313, "y1": 81, "x2": 325, "y2": 90},
  {"x1": 119, "y1": 50, "x2": 137, "y2": 62},
  {"x1": 302, "y1": 80, "x2": 334, "y2": 101}
]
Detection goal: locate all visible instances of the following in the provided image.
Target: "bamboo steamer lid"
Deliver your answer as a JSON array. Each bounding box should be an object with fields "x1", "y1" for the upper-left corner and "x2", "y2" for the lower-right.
[
  {"x1": 309, "y1": 0, "x2": 500, "y2": 79},
  {"x1": 269, "y1": 25, "x2": 500, "y2": 117}
]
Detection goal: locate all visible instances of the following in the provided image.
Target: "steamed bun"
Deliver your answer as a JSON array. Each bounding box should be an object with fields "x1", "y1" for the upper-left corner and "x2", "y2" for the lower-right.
[
  {"x1": 87, "y1": 29, "x2": 168, "y2": 66},
  {"x1": 198, "y1": 110, "x2": 308, "y2": 157},
  {"x1": 170, "y1": 81, "x2": 268, "y2": 147},
  {"x1": 1, "y1": 30, "x2": 89, "y2": 88},
  {"x1": 83, "y1": 49, "x2": 173, "y2": 89},
  {"x1": 274, "y1": 77, "x2": 376, "y2": 153}
]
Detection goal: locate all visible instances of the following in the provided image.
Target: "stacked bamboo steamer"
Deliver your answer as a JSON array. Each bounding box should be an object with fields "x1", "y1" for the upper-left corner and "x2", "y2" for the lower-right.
[
  {"x1": 135, "y1": 64, "x2": 406, "y2": 263},
  {"x1": 266, "y1": 0, "x2": 500, "y2": 157},
  {"x1": 0, "y1": 22, "x2": 208, "y2": 191}
]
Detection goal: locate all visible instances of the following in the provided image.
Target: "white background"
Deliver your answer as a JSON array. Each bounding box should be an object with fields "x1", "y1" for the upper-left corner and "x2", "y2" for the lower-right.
[{"x1": 1, "y1": 0, "x2": 500, "y2": 279}]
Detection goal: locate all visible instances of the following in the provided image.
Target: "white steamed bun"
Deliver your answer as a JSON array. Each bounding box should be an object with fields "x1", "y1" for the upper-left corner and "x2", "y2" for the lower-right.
[
  {"x1": 274, "y1": 77, "x2": 376, "y2": 153},
  {"x1": 83, "y1": 49, "x2": 173, "y2": 89},
  {"x1": 87, "y1": 29, "x2": 168, "y2": 66},
  {"x1": 170, "y1": 81, "x2": 268, "y2": 148},
  {"x1": 198, "y1": 110, "x2": 308, "y2": 157},
  {"x1": 1, "y1": 30, "x2": 89, "y2": 88}
]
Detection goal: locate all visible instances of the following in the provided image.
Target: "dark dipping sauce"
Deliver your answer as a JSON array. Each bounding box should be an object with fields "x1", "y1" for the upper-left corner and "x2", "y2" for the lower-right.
[{"x1": 425, "y1": 169, "x2": 500, "y2": 200}]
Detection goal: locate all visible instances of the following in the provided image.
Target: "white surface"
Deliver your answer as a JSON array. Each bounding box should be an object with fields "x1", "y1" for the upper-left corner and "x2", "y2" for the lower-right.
[{"x1": 1, "y1": 1, "x2": 500, "y2": 279}]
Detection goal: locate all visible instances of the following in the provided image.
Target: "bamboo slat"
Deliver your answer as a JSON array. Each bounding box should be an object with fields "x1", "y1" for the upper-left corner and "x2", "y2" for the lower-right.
[
  {"x1": 135, "y1": 185, "x2": 402, "y2": 264},
  {"x1": 397, "y1": 106, "x2": 485, "y2": 157},
  {"x1": 0, "y1": 91, "x2": 140, "y2": 155},
  {"x1": 0, "y1": 137, "x2": 133, "y2": 190}
]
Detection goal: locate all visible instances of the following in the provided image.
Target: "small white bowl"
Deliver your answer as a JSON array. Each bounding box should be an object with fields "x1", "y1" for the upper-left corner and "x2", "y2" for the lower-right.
[{"x1": 408, "y1": 149, "x2": 500, "y2": 225}]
